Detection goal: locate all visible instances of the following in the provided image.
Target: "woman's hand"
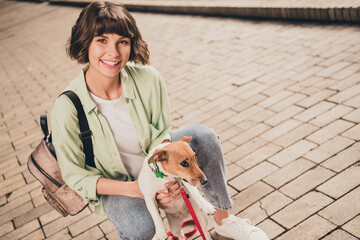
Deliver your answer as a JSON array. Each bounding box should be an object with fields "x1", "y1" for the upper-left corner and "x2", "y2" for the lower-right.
[
  {"x1": 156, "y1": 181, "x2": 181, "y2": 208},
  {"x1": 132, "y1": 178, "x2": 144, "y2": 199}
]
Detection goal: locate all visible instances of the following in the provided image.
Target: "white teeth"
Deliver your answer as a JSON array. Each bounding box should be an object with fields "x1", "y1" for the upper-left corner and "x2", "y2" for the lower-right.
[{"x1": 102, "y1": 60, "x2": 119, "y2": 66}]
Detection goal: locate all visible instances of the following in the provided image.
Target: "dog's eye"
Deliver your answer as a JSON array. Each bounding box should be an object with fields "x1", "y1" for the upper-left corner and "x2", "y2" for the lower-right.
[{"x1": 180, "y1": 161, "x2": 189, "y2": 168}]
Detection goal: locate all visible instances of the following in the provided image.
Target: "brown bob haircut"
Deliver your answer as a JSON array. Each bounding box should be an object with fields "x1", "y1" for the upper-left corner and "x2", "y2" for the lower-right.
[{"x1": 66, "y1": 1, "x2": 150, "y2": 65}]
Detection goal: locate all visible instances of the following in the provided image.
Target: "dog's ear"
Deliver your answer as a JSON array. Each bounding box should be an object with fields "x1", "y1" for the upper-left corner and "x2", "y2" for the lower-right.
[
  {"x1": 180, "y1": 136, "x2": 192, "y2": 143},
  {"x1": 148, "y1": 149, "x2": 168, "y2": 164}
]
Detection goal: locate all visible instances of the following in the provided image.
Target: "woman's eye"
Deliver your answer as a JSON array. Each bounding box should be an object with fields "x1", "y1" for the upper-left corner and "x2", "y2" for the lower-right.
[
  {"x1": 97, "y1": 39, "x2": 106, "y2": 43},
  {"x1": 180, "y1": 161, "x2": 189, "y2": 168},
  {"x1": 119, "y1": 40, "x2": 129, "y2": 45}
]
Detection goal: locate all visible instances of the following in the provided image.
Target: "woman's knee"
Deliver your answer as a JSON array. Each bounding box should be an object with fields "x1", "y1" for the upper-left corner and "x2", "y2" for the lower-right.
[
  {"x1": 119, "y1": 223, "x2": 155, "y2": 240},
  {"x1": 186, "y1": 124, "x2": 220, "y2": 151},
  {"x1": 102, "y1": 195, "x2": 155, "y2": 240}
]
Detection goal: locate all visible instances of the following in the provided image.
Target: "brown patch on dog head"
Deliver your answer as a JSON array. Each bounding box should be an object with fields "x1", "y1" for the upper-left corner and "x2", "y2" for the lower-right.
[
  {"x1": 148, "y1": 149, "x2": 168, "y2": 164},
  {"x1": 160, "y1": 140, "x2": 207, "y2": 187},
  {"x1": 180, "y1": 136, "x2": 192, "y2": 143}
]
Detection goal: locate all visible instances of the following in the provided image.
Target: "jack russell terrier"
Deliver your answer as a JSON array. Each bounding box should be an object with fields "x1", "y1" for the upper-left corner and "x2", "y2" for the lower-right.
[{"x1": 138, "y1": 136, "x2": 216, "y2": 240}]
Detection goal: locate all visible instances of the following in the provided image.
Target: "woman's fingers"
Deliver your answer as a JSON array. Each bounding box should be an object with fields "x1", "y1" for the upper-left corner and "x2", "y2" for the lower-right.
[{"x1": 156, "y1": 181, "x2": 182, "y2": 208}]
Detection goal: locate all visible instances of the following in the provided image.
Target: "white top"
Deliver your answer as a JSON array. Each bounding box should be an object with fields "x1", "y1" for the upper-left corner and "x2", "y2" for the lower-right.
[{"x1": 90, "y1": 92, "x2": 144, "y2": 180}]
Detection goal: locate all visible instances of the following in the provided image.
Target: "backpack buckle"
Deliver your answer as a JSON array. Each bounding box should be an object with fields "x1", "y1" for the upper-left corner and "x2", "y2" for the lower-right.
[{"x1": 79, "y1": 130, "x2": 92, "y2": 140}]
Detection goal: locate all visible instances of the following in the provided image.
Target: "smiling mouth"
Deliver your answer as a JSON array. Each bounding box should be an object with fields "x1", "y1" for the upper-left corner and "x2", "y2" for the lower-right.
[{"x1": 100, "y1": 59, "x2": 120, "y2": 67}]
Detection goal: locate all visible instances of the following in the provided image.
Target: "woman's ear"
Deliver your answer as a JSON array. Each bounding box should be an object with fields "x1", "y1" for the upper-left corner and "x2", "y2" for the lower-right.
[
  {"x1": 180, "y1": 136, "x2": 192, "y2": 143},
  {"x1": 148, "y1": 149, "x2": 168, "y2": 164}
]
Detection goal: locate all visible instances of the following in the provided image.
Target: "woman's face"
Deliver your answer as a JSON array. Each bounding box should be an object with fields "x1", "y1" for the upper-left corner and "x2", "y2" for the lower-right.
[{"x1": 87, "y1": 33, "x2": 131, "y2": 80}]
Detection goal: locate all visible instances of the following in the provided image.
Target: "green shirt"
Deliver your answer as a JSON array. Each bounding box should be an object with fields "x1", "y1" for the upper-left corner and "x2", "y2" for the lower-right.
[{"x1": 50, "y1": 63, "x2": 171, "y2": 215}]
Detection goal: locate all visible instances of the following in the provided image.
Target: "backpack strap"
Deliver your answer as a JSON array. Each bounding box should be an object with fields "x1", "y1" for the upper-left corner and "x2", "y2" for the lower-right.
[
  {"x1": 40, "y1": 115, "x2": 49, "y2": 137},
  {"x1": 61, "y1": 90, "x2": 96, "y2": 168}
]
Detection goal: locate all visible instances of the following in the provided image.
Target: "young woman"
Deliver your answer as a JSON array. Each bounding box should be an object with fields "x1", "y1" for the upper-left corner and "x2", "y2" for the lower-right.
[{"x1": 51, "y1": 1, "x2": 269, "y2": 239}]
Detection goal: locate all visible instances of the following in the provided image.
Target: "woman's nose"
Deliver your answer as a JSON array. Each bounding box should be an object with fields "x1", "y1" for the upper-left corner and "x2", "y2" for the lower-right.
[{"x1": 107, "y1": 43, "x2": 120, "y2": 57}]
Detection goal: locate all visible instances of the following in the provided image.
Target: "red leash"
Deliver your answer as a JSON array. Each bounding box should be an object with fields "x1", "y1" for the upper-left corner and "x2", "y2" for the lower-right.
[
  {"x1": 167, "y1": 219, "x2": 197, "y2": 240},
  {"x1": 180, "y1": 189, "x2": 207, "y2": 240},
  {"x1": 166, "y1": 189, "x2": 208, "y2": 240}
]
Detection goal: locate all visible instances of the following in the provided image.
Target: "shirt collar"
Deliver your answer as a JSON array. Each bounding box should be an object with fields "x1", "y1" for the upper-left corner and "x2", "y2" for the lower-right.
[{"x1": 73, "y1": 64, "x2": 136, "y2": 114}]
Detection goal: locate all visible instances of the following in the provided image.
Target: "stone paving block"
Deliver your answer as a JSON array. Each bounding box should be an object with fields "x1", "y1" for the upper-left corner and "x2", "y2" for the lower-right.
[
  {"x1": 225, "y1": 163, "x2": 244, "y2": 181},
  {"x1": 292, "y1": 65, "x2": 326, "y2": 82},
  {"x1": 4, "y1": 164, "x2": 28, "y2": 180},
  {"x1": 14, "y1": 203, "x2": 53, "y2": 228},
  {"x1": 268, "y1": 140, "x2": 317, "y2": 167},
  {"x1": 0, "y1": 174, "x2": 26, "y2": 198},
  {"x1": 276, "y1": 214, "x2": 336, "y2": 240},
  {"x1": 272, "y1": 191, "x2": 333, "y2": 229},
  {"x1": 264, "y1": 105, "x2": 304, "y2": 127},
  {"x1": 342, "y1": 124, "x2": 360, "y2": 141},
  {"x1": 294, "y1": 101, "x2": 335, "y2": 122},
  {"x1": 259, "y1": 190, "x2": 292, "y2": 216},
  {"x1": 69, "y1": 212, "x2": 107, "y2": 237},
  {"x1": 317, "y1": 165, "x2": 360, "y2": 199},
  {"x1": 20, "y1": 229, "x2": 45, "y2": 240},
  {"x1": 228, "y1": 105, "x2": 264, "y2": 125},
  {"x1": 72, "y1": 226, "x2": 104, "y2": 240},
  {"x1": 0, "y1": 222, "x2": 14, "y2": 237},
  {"x1": 328, "y1": 83, "x2": 360, "y2": 103},
  {"x1": 317, "y1": 61, "x2": 352, "y2": 78},
  {"x1": 236, "y1": 143, "x2": 282, "y2": 170},
  {"x1": 221, "y1": 141, "x2": 236, "y2": 155},
  {"x1": 230, "y1": 123, "x2": 270, "y2": 146},
  {"x1": 0, "y1": 157, "x2": 19, "y2": 176},
  {"x1": 342, "y1": 215, "x2": 360, "y2": 238},
  {"x1": 260, "y1": 119, "x2": 302, "y2": 142},
  {"x1": 344, "y1": 94, "x2": 360, "y2": 108},
  {"x1": 204, "y1": 109, "x2": 237, "y2": 128},
  {"x1": 319, "y1": 186, "x2": 360, "y2": 225},
  {"x1": 257, "y1": 90, "x2": 292, "y2": 108},
  {"x1": 232, "y1": 137, "x2": 268, "y2": 160},
  {"x1": 43, "y1": 208, "x2": 92, "y2": 238},
  {"x1": 0, "y1": 192, "x2": 31, "y2": 216},
  {"x1": 304, "y1": 135, "x2": 354, "y2": 164},
  {"x1": 297, "y1": 89, "x2": 337, "y2": 108},
  {"x1": 309, "y1": 105, "x2": 354, "y2": 127},
  {"x1": 329, "y1": 73, "x2": 360, "y2": 91},
  {"x1": 39, "y1": 209, "x2": 62, "y2": 226},
  {"x1": 229, "y1": 161, "x2": 278, "y2": 192},
  {"x1": 332, "y1": 63, "x2": 360, "y2": 80},
  {"x1": 0, "y1": 201, "x2": 34, "y2": 226},
  {"x1": 306, "y1": 119, "x2": 354, "y2": 144},
  {"x1": 264, "y1": 158, "x2": 316, "y2": 188},
  {"x1": 218, "y1": 125, "x2": 244, "y2": 142},
  {"x1": 279, "y1": 166, "x2": 335, "y2": 199},
  {"x1": 46, "y1": 228, "x2": 72, "y2": 240},
  {"x1": 0, "y1": 219, "x2": 40, "y2": 240},
  {"x1": 7, "y1": 180, "x2": 41, "y2": 202},
  {"x1": 99, "y1": 220, "x2": 117, "y2": 235},
  {"x1": 105, "y1": 230, "x2": 121, "y2": 240},
  {"x1": 238, "y1": 201, "x2": 268, "y2": 226},
  {"x1": 257, "y1": 219, "x2": 285, "y2": 240},
  {"x1": 269, "y1": 93, "x2": 307, "y2": 112},
  {"x1": 230, "y1": 181, "x2": 273, "y2": 215},
  {"x1": 321, "y1": 142, "x2": 360, "y2": 172},
  {"x1": 322, "y1": 229, "x2": 358, "y2": 240},
  {"x1": 230, "y1": 94, "x2": 267, "y2": 113},
  {"x1": 274, "y1": 123, "x2": 318, "y2": 148},
  {"x1": 247, "y1": 109, "x2": 275, "y2": 123}
]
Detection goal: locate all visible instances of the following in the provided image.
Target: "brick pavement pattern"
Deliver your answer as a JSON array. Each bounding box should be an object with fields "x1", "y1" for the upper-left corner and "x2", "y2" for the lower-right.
[{"x1": 0, "y1": 1, "x2": 359, "y2": 239}]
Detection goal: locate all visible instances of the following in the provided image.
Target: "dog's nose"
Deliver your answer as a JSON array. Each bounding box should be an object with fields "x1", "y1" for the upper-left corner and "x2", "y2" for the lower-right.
[{"x1": 200, "y1": 179, "x2": 208, "y2": 185}]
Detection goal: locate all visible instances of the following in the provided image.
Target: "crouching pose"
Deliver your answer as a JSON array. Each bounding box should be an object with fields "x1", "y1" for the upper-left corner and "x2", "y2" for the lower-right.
[{"x1": 51, "y1": 1, "x2": 269, "y2": 239}]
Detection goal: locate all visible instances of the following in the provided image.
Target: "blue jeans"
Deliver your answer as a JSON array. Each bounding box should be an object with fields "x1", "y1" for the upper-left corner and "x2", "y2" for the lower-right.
[{"x1": 102, "y1": 124, "x2": 234, "y2": 240}]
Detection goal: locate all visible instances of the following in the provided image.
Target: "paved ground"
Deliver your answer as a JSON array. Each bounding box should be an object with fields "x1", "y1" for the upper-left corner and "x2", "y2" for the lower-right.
[{"x1": 0, "y1": 0, "x2": 360, "y2": 239}]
